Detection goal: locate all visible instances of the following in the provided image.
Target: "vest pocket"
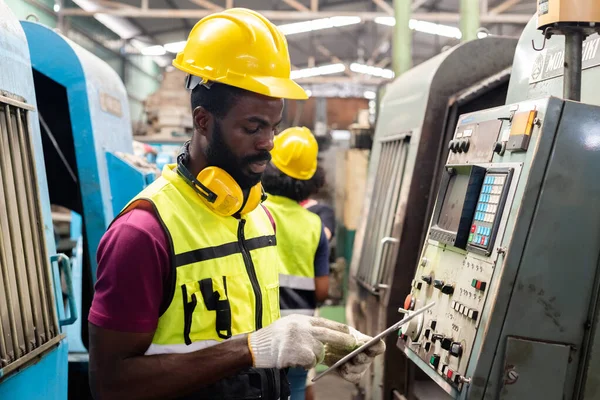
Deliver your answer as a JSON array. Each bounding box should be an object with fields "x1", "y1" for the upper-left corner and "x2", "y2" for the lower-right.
[{"x1": 265, "y1": 282, "x2": 281, "y2": 324}]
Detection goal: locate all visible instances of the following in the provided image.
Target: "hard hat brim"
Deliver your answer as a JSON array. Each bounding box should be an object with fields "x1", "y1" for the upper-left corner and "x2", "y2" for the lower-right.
[{"x1": 253, "y1": 75, "x2": 309, "y2": 100}]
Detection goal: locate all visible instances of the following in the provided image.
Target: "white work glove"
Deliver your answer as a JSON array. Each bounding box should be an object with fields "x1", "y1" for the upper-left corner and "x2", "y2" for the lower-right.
[{"x1": 247, "y1": 315, "x2": 385, "y2": 384}]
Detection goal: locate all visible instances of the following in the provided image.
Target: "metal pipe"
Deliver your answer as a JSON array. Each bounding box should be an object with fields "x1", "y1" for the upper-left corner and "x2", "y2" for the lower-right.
[
  {"x1": 564, "y1": 31, "x2": 583, "y2": 102},
  {"x1": 460, "y1": 0, "x2": 480, "y2": 42},
  {"x1": 393, "y1": 0, "x2": 412, "y2": 76}
]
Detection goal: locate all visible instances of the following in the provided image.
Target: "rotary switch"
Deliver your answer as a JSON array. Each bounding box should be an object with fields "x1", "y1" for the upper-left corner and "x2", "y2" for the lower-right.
[{"x1": 400, "y1": 310, "x2": 424, "y2": 341}]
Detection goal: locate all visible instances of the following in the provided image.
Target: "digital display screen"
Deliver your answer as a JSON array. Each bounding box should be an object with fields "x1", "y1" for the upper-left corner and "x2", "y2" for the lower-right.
[{"x1": 437, "y1": 173, "x2": 469, "y2": 232}]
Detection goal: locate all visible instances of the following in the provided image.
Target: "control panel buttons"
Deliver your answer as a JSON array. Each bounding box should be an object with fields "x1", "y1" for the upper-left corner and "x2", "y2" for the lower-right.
[
  {"x1": 422, "y1": 275, "x2": 432, "y2": 285},
  {"x1": 412, "y1": 279, "x2": 423, "y2": 290},
  {"x1": 450, "y1": 342, "x2": 463, "y2": 358},
  {"x1": 431, "y1": 320, "x2": 437, "y2": 330},
  {"x1": 429, "y1": 354, "x2": 440, "y2": 369},
  {"x1": 471, "y1": 279, "x2": 487, "y2": 291},
  {"x1": 459, "y1": 139, "x2": 470, "y2": 152},
  {"x1": 441, "y1": 284, "x2": 455, "y2": 295},
  {"x1": 404, "y1": 294, "x2": 416, "y2": 311},
  {"x1": 424, "y1": 342, "x2": 431, "y2": 352},
  {"x1": 424, "y1": 329, "x2": 431, "y2": 339},
  {"x1": 468, "y1": 309, "x2": 479, "y2": 321},
  {"x1": 433, "y1": 279, "x2": 444, "y2": 289}
]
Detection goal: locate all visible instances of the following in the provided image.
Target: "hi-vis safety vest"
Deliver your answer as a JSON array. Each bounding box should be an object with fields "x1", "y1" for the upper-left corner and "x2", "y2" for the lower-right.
[
  {"x1": 114, "y1": 164, "x2": 289, "y2": 399},
  {"x1": 263, "y1": 195, "x2": 322, "y2": 317}
]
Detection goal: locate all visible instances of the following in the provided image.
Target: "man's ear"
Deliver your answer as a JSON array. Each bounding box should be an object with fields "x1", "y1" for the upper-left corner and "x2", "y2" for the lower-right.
[{"x1": 193, "y1": 106, "x2": 211, "y2": 138}]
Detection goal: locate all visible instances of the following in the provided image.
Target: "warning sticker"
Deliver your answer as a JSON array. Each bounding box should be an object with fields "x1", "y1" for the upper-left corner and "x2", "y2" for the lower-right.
[{"x1": 538, "y1": 0, "x2": 548, "y2": 16}]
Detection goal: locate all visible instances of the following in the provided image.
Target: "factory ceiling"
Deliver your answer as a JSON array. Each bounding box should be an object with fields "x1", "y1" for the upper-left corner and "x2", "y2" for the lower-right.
[{"x1": 58, "y1": 0, "x2": 538, "y2": 84}]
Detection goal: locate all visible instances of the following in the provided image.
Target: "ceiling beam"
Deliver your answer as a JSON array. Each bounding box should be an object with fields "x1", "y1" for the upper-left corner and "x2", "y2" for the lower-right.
[
  {"x1": 412, "y1": 0, "x2": 429, "y2": 10},
  {"x1": 372, "y1": 0, "x2": 393, "y2": 15},
  {"x1": 187, "y1": 0, "x2": 222, "y2": 11},
  {"x1": 60, "y1": 8, "x2": 534, "y2": 23},
  {"x1": 489, "y1": 0, "x2": 522, "y2": 14},
  {"x1": 311, "y1": 0, "x2": 318, "y2": 11},
  {"x1": 283, "y1": 0, "x2": 309, "y2": 12},
  {"x1": 313, "y1": 42, "x2": 353, "y2": 77},
  {"x1": 226, "y1": 0, "x2": 233, "y2": 7}
]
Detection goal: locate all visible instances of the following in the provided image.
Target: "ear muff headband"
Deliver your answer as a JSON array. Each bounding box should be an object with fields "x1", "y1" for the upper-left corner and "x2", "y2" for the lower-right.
[{"x1": 176, "y1": 152, "x2": 265, "y2": 217}]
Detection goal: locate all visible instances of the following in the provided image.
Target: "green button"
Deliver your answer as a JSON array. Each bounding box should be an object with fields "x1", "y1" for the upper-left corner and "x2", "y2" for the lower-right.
[
  {"x1": 430, "y1": 356, "x2": 435, "y2": 364},
  {"x1": 469, "y1": 233, "x2": 473, "y2": 242},
  {"x1": 471, "y1": 279, "x2": 477, "y2": 288}
]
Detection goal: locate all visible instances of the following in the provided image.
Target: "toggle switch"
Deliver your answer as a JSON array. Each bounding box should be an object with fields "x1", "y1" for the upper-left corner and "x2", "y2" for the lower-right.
[
  {"x1": 431, "y1": 334, "x2": 444, "y2": 343},
  {"x1": 422, "y1": 275, "x2": 433, "y2": 285},
  {"x1": 433, "y1": 279, "x2": 444, "y2": 289}
]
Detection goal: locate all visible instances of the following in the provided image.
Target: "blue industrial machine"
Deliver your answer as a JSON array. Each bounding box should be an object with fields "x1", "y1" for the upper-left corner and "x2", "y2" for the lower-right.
[{"x1": 0, "y1": 2, "x2": 156, "y2": 398}]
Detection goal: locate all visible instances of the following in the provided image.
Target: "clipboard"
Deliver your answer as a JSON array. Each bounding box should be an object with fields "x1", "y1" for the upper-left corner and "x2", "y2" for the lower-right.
[{"x1": 311, "y1": 301, "x2": 436, "y2": 383}]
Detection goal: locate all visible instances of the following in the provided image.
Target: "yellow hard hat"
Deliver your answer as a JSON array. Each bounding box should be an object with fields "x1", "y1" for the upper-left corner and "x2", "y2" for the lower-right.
[
  {"x1": 173, "y1": 8, "x2": 308, "y2": 100},
  {"x1": 271, "y1": 126, "x2": 318, "y2": 180}
]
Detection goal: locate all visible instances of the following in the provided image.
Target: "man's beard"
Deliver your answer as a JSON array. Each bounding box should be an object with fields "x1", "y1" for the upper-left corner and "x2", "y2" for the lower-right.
[{"x1": 205, "y1": 121, "x2": 271, "y2": 190}]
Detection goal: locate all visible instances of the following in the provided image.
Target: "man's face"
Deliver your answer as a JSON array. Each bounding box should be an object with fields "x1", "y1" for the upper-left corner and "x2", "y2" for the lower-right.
[{"x1": 203, "y1": 93, "x2": 283, "y2": 189}]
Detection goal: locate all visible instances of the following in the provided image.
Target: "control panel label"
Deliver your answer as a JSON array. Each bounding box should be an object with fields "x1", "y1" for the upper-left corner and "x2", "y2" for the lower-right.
[{"x1": 530, "y1": 34, "x2": 600, "y2": 84}]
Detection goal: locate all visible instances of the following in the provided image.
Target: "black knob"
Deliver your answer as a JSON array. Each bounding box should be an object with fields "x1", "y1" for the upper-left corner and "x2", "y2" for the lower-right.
[
  {"x1": 493, "y1": 141, "x2": 506, "y2": 156},
  {"x1": 441, "y1": 338, "x2": 452, "y2": 350},
  {"x1": 441, "y1": 284, "x2": 455, "y2": 295},
  {"x1": 450, "y1": 342, "x2": 463, "y2": 357},
  {"x1": 422, "y1": 275, "x2": 433, "y2": 284},
  {"x1": 460, "y1": 138, "x2": 470, "y2": 152},
  {"x1": 448, "y1": 140, "x2": 455, "y2": 151},
  {"x1": 456, "y1": 140, "x2": 463, "y2": 153},
  {"x1": 433, "y1": 279, "x2": 444, "y2": 289}
]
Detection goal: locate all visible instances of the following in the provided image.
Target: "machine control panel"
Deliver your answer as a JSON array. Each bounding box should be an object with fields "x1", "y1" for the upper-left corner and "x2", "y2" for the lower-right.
[{"x1": 396, "y1": 98, "x2": 554, "y2": 395}]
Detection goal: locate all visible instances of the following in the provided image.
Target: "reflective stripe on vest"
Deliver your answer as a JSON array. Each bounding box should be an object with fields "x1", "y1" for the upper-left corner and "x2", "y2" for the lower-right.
[
  {"x1": 115, "y1": 164, "x2": 282, "y2": 352},
  {"x1": 263, "y1": 195, "x2": 321, "y2": 313}
]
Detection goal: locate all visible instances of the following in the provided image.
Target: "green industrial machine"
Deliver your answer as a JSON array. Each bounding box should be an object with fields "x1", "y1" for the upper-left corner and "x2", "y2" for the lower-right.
[
  {"x1": 396, "y1": 3, "x2": 600, "y2": 399},
  {"x1": 346, "y1": 35, "x2": 518, "y2": 399}
]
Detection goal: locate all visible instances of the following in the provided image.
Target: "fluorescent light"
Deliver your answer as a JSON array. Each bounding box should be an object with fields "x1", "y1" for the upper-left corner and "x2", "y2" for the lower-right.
[
  {"x1": 290, "y1": 63, "x2": 346, "y2": 79},
  {"x1": 350, "y1": 63, "x2": 394, "y2": 79},
  {"x1": 277, "y1": 16, "x2": 361, "y2": 36},
  {"x1": 363, "y1": 90, "x2": 376, "y2": 99},
  {"x1": 164, "y1": 40, "x2": 187, "y2": 53},
  {"x1": 142, "y1": 45, "x2": 167, "y2": 56},
  {"x1": 53, "y1": 3, "x2": 60, "y2": 12},
  {"x1": 375, "y1": 17, "x2": 462, "y2": 39},
  {"x1": 478, "y1": 31, "x2": 489, "y2": 39}
]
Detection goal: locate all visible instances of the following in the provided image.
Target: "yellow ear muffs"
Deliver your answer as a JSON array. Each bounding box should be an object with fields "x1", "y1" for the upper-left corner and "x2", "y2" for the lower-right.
[
  {"x1": 238, "y1": 183, "x2": 265, "y2": 215},
  {"x1": 195, "y1": 167, "x2": 246, "y2": 217},
  {"x1": 177, "y1": 158, "x2": 265, "y2": 217}
]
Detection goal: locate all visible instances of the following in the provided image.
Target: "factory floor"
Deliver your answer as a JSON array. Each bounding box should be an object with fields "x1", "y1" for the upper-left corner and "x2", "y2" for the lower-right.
[{"x1": 313, "y1": 374, "x2": 356, "y2": 398}]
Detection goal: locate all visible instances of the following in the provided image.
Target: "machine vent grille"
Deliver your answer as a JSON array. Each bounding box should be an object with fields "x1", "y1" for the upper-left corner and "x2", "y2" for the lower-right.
[
  {"x1": 0, "y1": 98, "x2": 59, "y2": 377},
  {"x1": 356, "y1": 135, "x2": 410, "y2": 291}
]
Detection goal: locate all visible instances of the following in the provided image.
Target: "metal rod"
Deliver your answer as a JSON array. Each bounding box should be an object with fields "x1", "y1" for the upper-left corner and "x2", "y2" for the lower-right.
[
  {"x1": 38, "y1": 113, "x2": 78, "y2": 183},
  {"x1": 564, "y1": 31, "x2": 583, "y2": 102}
]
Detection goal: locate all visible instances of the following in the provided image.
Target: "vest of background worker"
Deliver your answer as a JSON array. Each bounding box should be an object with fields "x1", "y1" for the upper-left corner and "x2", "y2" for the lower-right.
[
  {"x1": 264, "y1": 194, "x2": 323, "y2": 316},
  {"x1": 115, "y1": 157, "x2": 289, "y2": 399}
]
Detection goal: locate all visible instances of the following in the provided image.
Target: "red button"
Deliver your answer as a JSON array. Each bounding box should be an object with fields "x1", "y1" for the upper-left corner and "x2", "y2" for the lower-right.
[
  {"x1": 476, "y1": 281, "x2": 482, "y2": 290},
  {"x1": 480, "y1": 237, "x2": 485, "y2": 245},
  {"x1": 471, "y1": 225, "x2": 476, "y2": 233},
  {"x1": 447, "y1": 369, "x2": 454, "y2": 379}
]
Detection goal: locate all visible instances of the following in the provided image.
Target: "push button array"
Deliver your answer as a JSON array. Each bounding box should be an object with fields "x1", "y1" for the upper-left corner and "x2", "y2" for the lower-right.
[
  {"x1": 471, "y1": 279, "x2": 487, "y2": 292},
  {"x1": 451, "y1": 300, "x2": 479, "y2": 321}
]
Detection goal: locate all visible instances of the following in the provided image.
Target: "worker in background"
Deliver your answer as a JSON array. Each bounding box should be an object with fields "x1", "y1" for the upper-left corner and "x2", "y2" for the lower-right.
[
  {"x1": 299, "y1": 164, "x2": 336, "y2": 400},
  {"x1": 87, "y1": 8, "x2": 385, "y2": 400},
  {"x1": 262, "y1": 127, "x2": 331, "y2": 400}
]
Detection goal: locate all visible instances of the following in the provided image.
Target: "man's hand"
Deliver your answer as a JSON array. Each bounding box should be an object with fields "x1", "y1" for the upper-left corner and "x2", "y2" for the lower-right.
[
  {"x1": 323, "y1": 326, "x2": 386, "y2": 384},
  {"x1": 248, "y1": 315, "x2": 385, "y2": 384}
]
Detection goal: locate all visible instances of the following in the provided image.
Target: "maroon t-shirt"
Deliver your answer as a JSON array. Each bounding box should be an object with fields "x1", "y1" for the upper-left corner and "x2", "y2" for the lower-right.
[{"x1": 88, "y1": 202, "x2": 171, "y2": 332}]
